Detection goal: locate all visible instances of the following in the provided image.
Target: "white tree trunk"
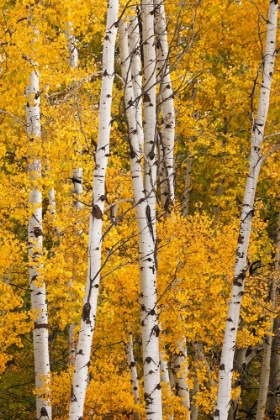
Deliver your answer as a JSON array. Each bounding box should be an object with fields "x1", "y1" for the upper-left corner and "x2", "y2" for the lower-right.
[
  {"x1": 154, "y1": 0, "x2": 175, "y2": 211},
  {"x1": 119, "y1": 18, "x2": 162, "y2": 420},
  {"x1": 171, "y1": 339, "x2": 190, "y2": 417},
  {"x1": 66, "y1": 25, "x2": 83, "y2": 364},
  {"x1": 72, "y1": 167, "x2": 83, "y2": 210},
  {"x1": 66, "y1": 22, "x2": 78, "y2": 70},
  {"x1": 160, "y1": 352, "x2": 174, "y2": 420},
  {"x1": 27, "y1": 69, "x2": 52, "y2": 420},
  {"x1": 126, "y1": 334, "x2": 141, "y2": 420},
  {"x1": 128, "y1": 17, "x2": 143, "y2": 151},
  {"x1": 141, "y1": 1, "x2": 157, "y2": 203},
  {"x1": 66, "y1": 25, "x2": 83, "y2": 211},
  {"x1": 214, "y1": 3, "x2": 278, "y2": 419},
  {"x1": 69, "y1": 1, "x2": 119, "y2": 418}
]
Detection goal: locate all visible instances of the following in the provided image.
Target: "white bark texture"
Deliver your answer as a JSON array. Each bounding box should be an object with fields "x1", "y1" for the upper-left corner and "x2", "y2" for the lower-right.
[
  {"x1": 154, "y1": 0, "x2": 175, "y2": 211},
  {"x1": 160, "y1": 352, "x2": 174, "y2": 420},
  {"x1": 126, "y1": 334, "x2": 141, "y2": 420},
  {"x1": 69, "y1": 1, "x2": 119, "y2": 418},
  {"x1": 66, "y1": 23, "x2": 78, "y2": 69},
  {"x1": 128, "y1": 17, "x2": 143, "y2": 151},
  {"x1": 171, "y1": 339, "x2": 190, "y2": 416},
  {"x1": 160, "y1": 353, "x2": 170, "y2": 384},
  {"x1": 72, "y1": 167, "x2": 83, "y2": 210},
  {"x1": 119, "y1": 19, "x2": 162, "y2": 420},
  {"x1": 227, "y1": 348, "x2": 246, "y2": 420},
  {"x1": 27, "y1": 70, "x2": 52, "y2": 420},
  {"x1": 142, "y1": 1, "x2": 157, "y2": 202},
  {"x1": 66, "y1": 26, "x2": 83, "y2": 211},
  {"x1": 66, "y1": 26, "x2": 82, "y2": 364},
  {"x1": 214, "y1": 3, "x2": 278, "y2": 419}
]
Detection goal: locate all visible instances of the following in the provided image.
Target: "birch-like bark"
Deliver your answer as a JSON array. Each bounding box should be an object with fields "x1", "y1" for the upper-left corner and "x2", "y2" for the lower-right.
[
  {"x1": 128, "y1": 17, "x2": 143, "y2": 151},
  {"x1": 66, "y1": 25, "x2": 83, "y2": 363},
  {"x1": 27, "y1": 69, "x2": 52, "y2": 420},
  {"x1": 66, "y1": 22, "x2": 78, "y2": 70},
  {"x1": 214, "y1": 3, "x2": 278, "y2": 419},
  {"x1": 160, "y1": 352, "x2": 174, "y2": 420},
  {"x1": 171, "y1": 339, "x2": 190, "y2": 416},
  {"x1": 142, "y1": 1, "x2": 157, "y2": 206},
  {"x1": 154, "y1": 0, "x2": 175, "y2": 211},
  {"x1": 227, "y1": 348, "x2": 246, "y2": 420},
  {"x1": 119, "y1": 19, "x2": 162, "y2": 420},
  {"x1": 126, "y1": 334, "x2": 141, "y2": 420},
  {"x1": 69, "y1": 1, "x2": 119, "y2": 418},
  {"x1": 66, "y1": 25, "x2": 83, "y2": 211},
  {"x1": 160, "y1": 353, "x2": 170, "y2": 384}
]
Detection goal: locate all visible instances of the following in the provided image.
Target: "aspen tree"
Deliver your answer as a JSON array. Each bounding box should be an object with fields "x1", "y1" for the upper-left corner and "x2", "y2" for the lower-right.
[
  {"x1": 154, "y1": 0, "x2": 175, "y2": 212},
  {"x1": 160, "y1": 353, "x2": 174, "y2": 420},
  {"x1": 126, "y1": 334, "x2": 141, "y2": 420},
  {"x1": 65, "y1": 22, "x2": 83, "y2": 211},
  {"x1": 69, "y1": 1, "x2": 119, "y2": 418},
  {"x1": 171, "y1": 339, "x2": 190, "y2": 415},
  {"x1": 119, "y1": 16, "x2": 162, "y2": 419},
  {"x1": 25, "y1": 7, "x2": 52, "y2": 418},
  {"x1": 153, "y1": 2, "x2": 190, "y2": 415},
  {"x1": 66, "y1": 22, "x2": 82, "y2": 364},
  {"x1": 214, "y1": 2, "x2": 278, "y2": 419},
  {"x1": 128, "y1": 16, "x2": 143, "y2": 150},
  {"x1": 27, "y1": 59, "x2": 52, "y2": 420}
]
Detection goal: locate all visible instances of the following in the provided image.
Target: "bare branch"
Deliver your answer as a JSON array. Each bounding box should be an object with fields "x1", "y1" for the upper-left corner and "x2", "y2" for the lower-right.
[
  {"x1": 261, "y1": 141, "x2": 280, "y2": 161},
  {"x1": 0, "y1": 110, "x2": 26, "y2": 126}
]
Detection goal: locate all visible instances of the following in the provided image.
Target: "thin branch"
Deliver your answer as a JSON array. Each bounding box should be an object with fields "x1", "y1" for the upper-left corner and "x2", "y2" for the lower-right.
[
  {"x1": 0, "y1": 110, "x2": 26, "y2": 126},
  {"x1": 261, "y1": 140, "x2": 280, "y2": 161},
  {"x1": 264, "y1": 131, "x2": 280, "y2": 139}
]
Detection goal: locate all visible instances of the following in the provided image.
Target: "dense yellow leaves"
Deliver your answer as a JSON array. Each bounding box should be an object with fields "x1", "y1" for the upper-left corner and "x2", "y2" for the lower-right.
[{"x1": 0, "y1": 0, "x2": 280, "y2": 418}]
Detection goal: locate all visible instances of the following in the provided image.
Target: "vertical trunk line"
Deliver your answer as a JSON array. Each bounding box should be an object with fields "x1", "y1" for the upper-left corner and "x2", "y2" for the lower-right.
[
  {"x1": 27, "y1": 67, "x2": 52, "y2": 419},
  {"x1": 154, "y1": 0, "x2": 175, "y2": 213},
  {"x1": 214, "y1": 3, "x2": 278, "y2": 419},
  {"x1": 69, "y1": 1, "x2": 119, "y2": 418},
  {"x1": 126, "y1": 334, "x2": 141, "y2": 420},
  {"x1": 119, "y1": 17, "x2": 162, "y2": 420}
]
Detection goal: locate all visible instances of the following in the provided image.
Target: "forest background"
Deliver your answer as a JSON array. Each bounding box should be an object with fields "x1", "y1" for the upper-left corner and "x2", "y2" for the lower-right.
[{"x1": 1, "y1": 0, "x2": 280, "y2": 419}]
